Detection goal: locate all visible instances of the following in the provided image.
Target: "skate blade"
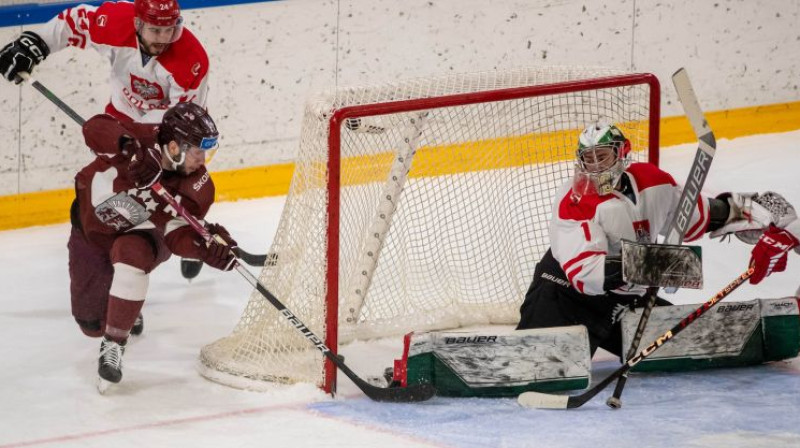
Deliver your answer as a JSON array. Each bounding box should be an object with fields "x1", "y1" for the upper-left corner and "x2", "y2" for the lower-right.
[{"x1": 97, "y1": 377, "x2": 114, "y2": 395}]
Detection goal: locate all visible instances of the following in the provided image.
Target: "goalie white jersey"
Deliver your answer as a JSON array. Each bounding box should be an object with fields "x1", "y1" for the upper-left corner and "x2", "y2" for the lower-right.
[
  {"x1": 34, "y1": 1, "x2": 209, "y2": 123},
  {"x1": 551, "y1": 162, "x2": 711, "y2": 296}
]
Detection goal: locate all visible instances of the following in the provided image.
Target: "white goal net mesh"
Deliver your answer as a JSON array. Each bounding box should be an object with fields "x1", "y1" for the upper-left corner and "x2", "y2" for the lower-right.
[{"x1": 199, "y1": 66, "x2": 659, "y2": 390}]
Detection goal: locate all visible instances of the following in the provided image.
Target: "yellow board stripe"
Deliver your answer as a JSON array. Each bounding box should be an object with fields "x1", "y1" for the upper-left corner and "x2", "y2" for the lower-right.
[
  {"x1": 1, "y1": 100, "x2": 799, "y2": 231},
  {"x1": 341, "y1": 121, "x2": 651, "y2": 186}
]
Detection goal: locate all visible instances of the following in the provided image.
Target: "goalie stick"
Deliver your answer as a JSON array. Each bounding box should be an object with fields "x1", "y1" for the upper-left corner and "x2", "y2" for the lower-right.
[
  {"x1": 22, "y1": 75, "x2": 436, "y2": 402},
  {"x1": 16, "y1": 72, "x2": 274, "y2": 268},
  {"x1": 607, "y1": 67, "x2": 717, "y2": 409},
  {"x1": 518, "y1": 267, "x2": 754, "y2": 409}
]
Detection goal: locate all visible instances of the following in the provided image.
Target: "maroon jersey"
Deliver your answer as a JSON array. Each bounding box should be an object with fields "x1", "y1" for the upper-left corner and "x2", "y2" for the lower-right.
[{"x1": 75, "y1": 114, "x2": 214, "y2": 258}]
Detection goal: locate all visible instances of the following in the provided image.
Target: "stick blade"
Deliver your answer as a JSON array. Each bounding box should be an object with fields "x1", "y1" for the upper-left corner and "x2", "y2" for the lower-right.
[
  {"x1": 672, "y1": 67, "x2": 716, "y2": 151},
  {"x1": 517, "y1": 391, "x2": 570, "y2": 409},
  {"x1": 363, "y1": 382, "x2": 436, "y2": 403}
]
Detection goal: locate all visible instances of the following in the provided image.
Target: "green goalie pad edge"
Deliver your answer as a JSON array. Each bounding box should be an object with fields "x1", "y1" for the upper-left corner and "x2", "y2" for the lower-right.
[
  {"x1": 621, "y1": 297, "x2": 800, "y2": 372},
  {"x1": 400, "y1": 326, "x2": 591, "y2": 398}
]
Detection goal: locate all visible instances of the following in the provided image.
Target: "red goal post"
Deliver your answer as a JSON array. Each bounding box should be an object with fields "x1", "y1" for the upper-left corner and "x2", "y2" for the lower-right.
[{"x1": 200, "y1": 68, "x2": 661, "y2": 394}]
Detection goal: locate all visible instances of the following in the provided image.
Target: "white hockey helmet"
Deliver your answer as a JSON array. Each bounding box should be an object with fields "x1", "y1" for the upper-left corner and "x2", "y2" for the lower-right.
[{"x1": 572, "y1": 121, "x2": 631, "y2": 198}]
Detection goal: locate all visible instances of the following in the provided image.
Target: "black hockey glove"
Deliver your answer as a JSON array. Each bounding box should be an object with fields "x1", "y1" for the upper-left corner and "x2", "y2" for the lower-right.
[
  {"x1": 603, "y1": 256, "x2": 625, "y2": 291},
  {"x1": 123, "y1": 136, "x2": 163, "y2": 189},
  {"x1": 197, "y1": 223, "x2": 238, "y2": 271},
  {"x1": 0, "y1": 32, "x2": 50, "y2": 84}
]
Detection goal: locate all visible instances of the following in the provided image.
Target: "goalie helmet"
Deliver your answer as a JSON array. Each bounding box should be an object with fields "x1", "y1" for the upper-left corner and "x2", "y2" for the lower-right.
[
  {"x1": 572, "y1": 121, "x2": 631, "y2": 198},
  {"x1": 158, "y1": 102, "x2": 219, "y2": 167}
]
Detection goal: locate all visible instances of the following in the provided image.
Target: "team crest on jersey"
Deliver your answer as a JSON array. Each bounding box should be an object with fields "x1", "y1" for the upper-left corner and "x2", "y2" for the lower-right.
[
  {"x1": 97, "y1": 15, "x2": 107, "y2": 27},
  {"x1": 130, "y1": 74, "x2": 165, "y2": 101},
  {"x1": 94, "y1": 192, "x2": 152, "y2": 231},
  {"x1": 633, "y1": 220, "x2": 651, "y2": 242}
]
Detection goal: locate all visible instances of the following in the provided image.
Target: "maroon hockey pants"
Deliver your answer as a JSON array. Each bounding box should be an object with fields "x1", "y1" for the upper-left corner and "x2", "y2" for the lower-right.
[{"x1": 67, "y1": 226, "x2": 169, "y2": 337}]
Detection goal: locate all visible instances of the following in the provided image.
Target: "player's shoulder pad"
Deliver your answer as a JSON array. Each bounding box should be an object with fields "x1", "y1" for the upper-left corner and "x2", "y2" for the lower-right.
[
  {"x1": 122, "y1": 121, "x2": 159, "y2": 145},
  {"x1": 157, "y1": 28, "x2": 209, "y2": 90},
  {"x1": 87, "y1": 1, "x2": 138, "y2": 48},
  {"x1": 557, "y1": 189, "x2": 614, "y2": 221},
  {"x1": 187, "y1": 166, "x2": 215, "y2": 217},
  {"x1": 626, "y1": 162, "x2": 677, "y2": 191}
]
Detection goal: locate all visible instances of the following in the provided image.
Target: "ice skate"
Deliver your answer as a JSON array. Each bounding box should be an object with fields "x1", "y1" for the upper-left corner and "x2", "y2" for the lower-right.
[{"x1": 97, "y1": 337, "x2": 126, "y2": 394}]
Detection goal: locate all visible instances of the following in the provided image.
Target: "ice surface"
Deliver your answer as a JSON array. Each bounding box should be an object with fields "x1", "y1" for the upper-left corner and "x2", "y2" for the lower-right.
[{"x1": 0, "y1": 132, "x2": 798, "y2": 448}]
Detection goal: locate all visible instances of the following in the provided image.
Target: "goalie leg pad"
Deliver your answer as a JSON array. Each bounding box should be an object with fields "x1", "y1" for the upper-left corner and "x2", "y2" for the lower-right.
[
  {"x1": 397, "y1": 326, "x2": 592, "y2": 398},
  {"x1": 620, "y1": 298, "x2": 800, "y2": 371}
]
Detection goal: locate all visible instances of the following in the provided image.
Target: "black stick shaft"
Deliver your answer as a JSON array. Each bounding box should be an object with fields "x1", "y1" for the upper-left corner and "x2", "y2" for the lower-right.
[
  {"x1": 152, "y1": 183, "x2": 434, "y2": 402},
  {"x1": 608, "y1": 286, "x2": 658, "y2": 404}
]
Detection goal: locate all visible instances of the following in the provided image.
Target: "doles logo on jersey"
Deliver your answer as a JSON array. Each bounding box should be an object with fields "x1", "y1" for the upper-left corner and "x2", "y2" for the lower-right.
[{"x1": 130, "y1": 74, "x2": 165, "y2": 101}]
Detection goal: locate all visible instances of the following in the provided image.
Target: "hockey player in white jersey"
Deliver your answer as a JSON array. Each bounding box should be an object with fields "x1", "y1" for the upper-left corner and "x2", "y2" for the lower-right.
[
  {"x1": 0, "y1": 0, "x2": 210, "y2": 284},
  {"x1": 517, "y1": 122, "x2": 794, "y2": 357}
]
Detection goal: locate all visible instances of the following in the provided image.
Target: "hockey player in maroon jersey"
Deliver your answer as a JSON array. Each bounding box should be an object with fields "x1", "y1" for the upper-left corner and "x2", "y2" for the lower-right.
[
  {"x1": 0, "y1": 0, "x2": 212, "y2": 293},
  {"x1": 69, "y1": 102, "x2": 235, "y2": 391},
  {"x1": 517, "y1": 122, "x2": 795, "y2": 357}
]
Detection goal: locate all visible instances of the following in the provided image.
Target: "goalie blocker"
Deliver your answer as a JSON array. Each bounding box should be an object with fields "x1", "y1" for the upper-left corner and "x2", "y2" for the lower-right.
[
  {"x1": 394, "y1": 298, "x2": 799, "y2": 397},
  {"x1": 621, "y1": 239, "x2": 703, "y2": 289}
]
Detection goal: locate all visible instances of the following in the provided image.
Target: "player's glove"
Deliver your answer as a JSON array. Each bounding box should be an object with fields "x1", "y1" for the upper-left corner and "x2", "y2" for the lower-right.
[
  {"x1": 0, "y1": 32, "x2": 50, "y2": 83},
  {"x1": 749, "y1": 224, "x2": 799, "y2": 284},
  {"x1": 197, "y1": 223, "x2": 238, "y2": 271},
  {"x1": 123, "y1": 136, "x2": 163, "y2": 189}
]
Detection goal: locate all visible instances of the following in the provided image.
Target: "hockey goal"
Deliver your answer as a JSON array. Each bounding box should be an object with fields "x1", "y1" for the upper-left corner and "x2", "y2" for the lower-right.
[{"x1": 199, "y1": 66, "x2": 661, "y2": 393}]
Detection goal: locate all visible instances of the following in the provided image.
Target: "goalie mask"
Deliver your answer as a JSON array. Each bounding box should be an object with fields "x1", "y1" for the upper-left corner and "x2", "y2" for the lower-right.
[
  {"x1": 158, "y1": 102, "x2": 219, "y2": 173},
  {"x1": 572, "y1": 122, "x2": 631, "y2": 198}
]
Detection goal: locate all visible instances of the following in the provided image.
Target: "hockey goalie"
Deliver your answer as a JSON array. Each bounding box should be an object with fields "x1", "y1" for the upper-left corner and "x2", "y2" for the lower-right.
[{"x1": 393, "y1": 122, "x2": 800, "y2": 398}]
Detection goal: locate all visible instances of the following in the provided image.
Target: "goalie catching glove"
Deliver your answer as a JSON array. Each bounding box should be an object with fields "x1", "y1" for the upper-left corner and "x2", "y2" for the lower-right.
[
  {"x1": 709, "y1": 191, "x2": 797, "y2": 243},
  {"x1": 0, "y1": 32, "x2": 49, "y2": 83},
  {"x1": 194, "y1": 223, "x2": 238, "y2": 271}
]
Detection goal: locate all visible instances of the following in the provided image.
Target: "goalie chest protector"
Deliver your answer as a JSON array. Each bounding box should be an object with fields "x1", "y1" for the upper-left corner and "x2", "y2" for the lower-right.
[
  {"x1": 396, "y1": 326, "x2": 591, "y2": 398},
  {"x1": 621, "y1": 297, "x2": 800, "y2": 372}
]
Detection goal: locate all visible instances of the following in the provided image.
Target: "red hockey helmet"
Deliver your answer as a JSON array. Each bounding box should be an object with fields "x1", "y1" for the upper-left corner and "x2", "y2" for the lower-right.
[{"x1": 134, "y1": 0, "x2": 181, "y2": 27}]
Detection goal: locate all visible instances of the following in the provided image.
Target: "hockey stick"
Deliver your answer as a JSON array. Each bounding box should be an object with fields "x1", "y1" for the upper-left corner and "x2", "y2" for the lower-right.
[
  {"x1": 22, "y1": 73, "x2": 435, "y2": 402},
  {"x1": 233, "y1": 248, "x2": 278, "y2": 266},
  {"x1": 17, "y1": 72, "x2": 274, "y2": 268},
  {"x1": 151, "y1": 182, "x2": 436, "y2": 402},
  {"x1": 518, "y1": 267, "x2": 753, "y2": 409},
  {"x1": 606, "y1": 67, "x2": 717, "y2": 409}
]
